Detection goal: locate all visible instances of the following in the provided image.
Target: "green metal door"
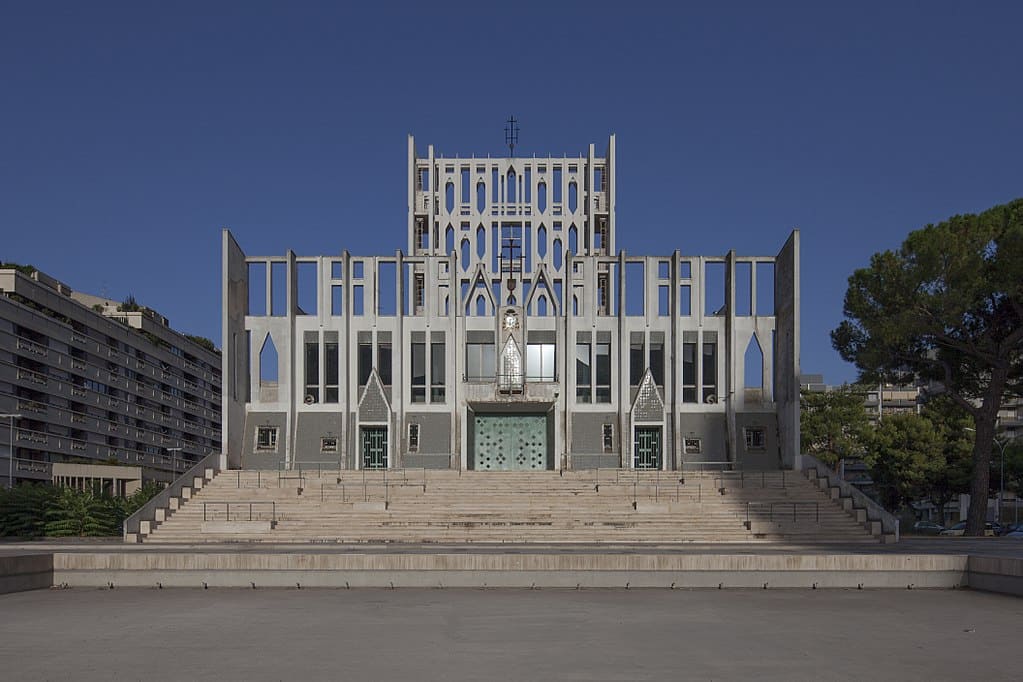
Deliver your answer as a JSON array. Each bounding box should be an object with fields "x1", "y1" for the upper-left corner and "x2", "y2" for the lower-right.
[
  {"x1": 472, "y1": 414, "x2": 548, "y2": 470},
  {"x1": 361, "y1": 427, "x2": 388, "y2": 469},
  {"x1": 634, "y1": 426, "x2": 661, "y2": 469}
]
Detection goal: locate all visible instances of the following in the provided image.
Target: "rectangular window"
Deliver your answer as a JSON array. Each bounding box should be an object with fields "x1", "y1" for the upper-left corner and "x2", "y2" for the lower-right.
[
  {"x1": 575, "y1": 342, "x2": 591, "y2": 403},
  {"x1": 526, "y1": 343, "x2": 556, "y2": 381},
  {"x1": 408, "y1": 423, "x2": 420, "y2": 452},
  {"x1": 682, "y1": 342, "x2": 697, "y2": 403},
  {"x1": 377, "y1": 342, "x2": 392, "y2": 386},
  {"x1": 304, "y1": 341, "x2": 319, "y2": 403},
  {"x1": 324, "y1": 342, "x2": 339, "y2": 403},
  {"x1": 358, "y1": 341, "x2": 372, "y2": 387},
  {"x1": 320, "y1": 436, "x2": 338, "y2": 453},
  {"x1": 256, "y1": 426, "x2": 278, "y2": 451},
  {"x1": 684, "y1": 438, "x2": 702, "y2": 455},
  {"x1": 629, "y1": 336, "x2": 644, "y2": 387},
  {"x1": 650, "y1": 335, "x2": 665, "y2": 387},
  {"x1": 411, "y1": 342, "x2": 426, "y2": 403},
  {"x1": 466, "y1": 343, "x2": 495, "y2": 380},
  {"x1": 602, "y1": 423, "x2": 614, "y2": 452},
  {"x1": 702, "y1": 342, "x2": 717, "y2": 403},
  {"x1": 745, "y1": 427, "x2": 766, "y2": 451},
  {"x1": 430, "y1": 342, "x2": 446, "y2": 402},
  {"x1": 595, "y1": 342, "x2": 611, "y2": 403}
]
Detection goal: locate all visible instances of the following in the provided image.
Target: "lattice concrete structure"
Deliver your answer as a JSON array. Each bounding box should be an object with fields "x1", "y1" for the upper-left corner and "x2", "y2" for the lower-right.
[{"x1": 222, "y1": 135, "x2": 801, "y2": 472}]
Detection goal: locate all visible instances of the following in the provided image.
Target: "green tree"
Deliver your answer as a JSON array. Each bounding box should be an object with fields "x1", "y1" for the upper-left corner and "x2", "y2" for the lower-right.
[
  {"x1": 919, "y1": 398, "x2": 974, "y2": 524},
  {"x1": 0, "y1": 484, "x2": 57, "y2": 537},
  {"x1": 865, "y1": 413, "x2": 945, "y2": 510},
  {"x1": 800, "y1": 387, "x2": 870, "y2": 465},
  {"x1": 44, "y1": 487, "x2": 120, "y2": 537},
  {"x1": 832, "y1": 199, "x2": 1023, "y2": 535}
]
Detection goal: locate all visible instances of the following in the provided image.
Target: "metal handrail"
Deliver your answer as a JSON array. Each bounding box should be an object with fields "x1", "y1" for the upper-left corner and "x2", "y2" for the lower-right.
[
  {"x1": 744, "y1": 501, "x2": 820, "y2": 528},
  {"x1": 202, "y1": 500, "x2": 276, "y2": 523}
]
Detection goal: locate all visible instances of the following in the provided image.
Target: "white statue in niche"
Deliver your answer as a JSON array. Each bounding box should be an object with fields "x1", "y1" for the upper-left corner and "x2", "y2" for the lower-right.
[{"x1": 499, "y1": 336, "x2": 523, "y2": 392}]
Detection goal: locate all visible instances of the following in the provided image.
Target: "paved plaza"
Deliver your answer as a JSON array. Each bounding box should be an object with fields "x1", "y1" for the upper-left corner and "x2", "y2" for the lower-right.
[{"x1": 1, "y1": 586, "x2": 1019, "y2": 681}]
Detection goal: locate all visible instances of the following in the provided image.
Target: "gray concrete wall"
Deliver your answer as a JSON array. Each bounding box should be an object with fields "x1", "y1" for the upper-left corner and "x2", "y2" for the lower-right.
[
  {"x1": 0, "y1": 554, "x2": 53, "y2": 594},
  {"x1": 222, "y1": 230, "x2": 248, "y2": 469},
  {"x1": 677, "y1": 413, "x2": 727, "y2": 462},
  {"x1": 774, "y1": 230, "x2": 800, "y2": 468},
  {"x1": 405, "y1": 412, "x2": 451, "y2": 456},
  {"x1": 242, "y1": 411, "x2": 287, "y2": 469},
  {"x1": 734, "y1": 412, "x2": 780, "y2": 470},
  {"x1": 571, "y1": 412, "x2": 618, "y2": 455},
  {"x1": 293, "y1": 412, "x2": 344, "y2": 467}
]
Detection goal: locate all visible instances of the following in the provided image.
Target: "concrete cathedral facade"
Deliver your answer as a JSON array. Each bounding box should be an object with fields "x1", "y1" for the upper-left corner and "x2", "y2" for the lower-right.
[{"x1": 221, "y1": 135, "x2": 801, "y2": 472}]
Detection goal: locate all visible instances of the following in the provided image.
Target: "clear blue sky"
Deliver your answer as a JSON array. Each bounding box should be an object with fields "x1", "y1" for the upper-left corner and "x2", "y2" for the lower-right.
[{"x1": 2, "y1": 2, "x2": 1021, "y2": 383}]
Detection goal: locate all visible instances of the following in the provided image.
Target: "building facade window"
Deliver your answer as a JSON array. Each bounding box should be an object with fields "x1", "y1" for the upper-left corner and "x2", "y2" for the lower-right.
[
  {"x1": 408, "y1": 423, "x2": 420, "y2": 452},
  {"x1": 526, "y1": 343, "x2": 555, "y2": 381},
  {"x1": 744, "y1": 427, "x2": 766, "y2": 451},
  {"x1": 575, "y1": 342, "x2": 591, "y2": 403},
  {"x1": 466, "y1": 342, "x2": 495, "y2": 381},
  {"x1": 410, "y1": 341, "x2": 426, "y2": 402},
  {"x1": 256, "y1": 426, "x2": 278, "y2": 451},
  {"x1": 595, "y1": 342, "x2": 611, "y2": 403},
  {"x1": 430, "y1": 341, "x2": 445, "y2": 401},
  {"x1": 702, "y1": 341, "x2": 717, "y2": 403},
  {"x1": 602, "y1": 423, "x2": 614, "y2": 452}
]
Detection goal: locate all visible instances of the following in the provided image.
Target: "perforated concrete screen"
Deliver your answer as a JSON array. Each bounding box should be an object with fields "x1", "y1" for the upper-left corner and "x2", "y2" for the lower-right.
[{"x1": 472, "y1": 414, "x2": 547, "y2": 470}]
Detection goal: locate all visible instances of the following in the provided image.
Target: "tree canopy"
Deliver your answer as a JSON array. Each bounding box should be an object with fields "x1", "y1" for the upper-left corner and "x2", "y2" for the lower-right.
[
  {"x1": 800, "y1": 387, "x2": 870, "y2": 465},
  {"x1": 832, "y1": 199, "x2": 1023, "y2": 535}
]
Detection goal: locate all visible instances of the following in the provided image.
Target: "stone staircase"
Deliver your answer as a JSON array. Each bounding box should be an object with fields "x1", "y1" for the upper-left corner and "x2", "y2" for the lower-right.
[{"x1": 136, "y1": 467, "x2": 890, "y2": 544}]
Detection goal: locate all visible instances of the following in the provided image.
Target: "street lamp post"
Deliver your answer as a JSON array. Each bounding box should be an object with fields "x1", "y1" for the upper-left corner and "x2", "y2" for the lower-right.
[
  {"x1": 1, "y1": 413, "x2": 24, "y2": 488},
  {"x1": 167, "y1": 447, "x2": 183, "y2": 483}
]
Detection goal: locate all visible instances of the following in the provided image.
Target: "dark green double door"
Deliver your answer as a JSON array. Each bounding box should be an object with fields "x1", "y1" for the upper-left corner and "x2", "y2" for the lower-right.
[
  {"x1": 634, "y1": 426, "x2": 662, "y2": 469},
  {"x1": 361, "y1": 427, "x2": 387, "y2": 469}
]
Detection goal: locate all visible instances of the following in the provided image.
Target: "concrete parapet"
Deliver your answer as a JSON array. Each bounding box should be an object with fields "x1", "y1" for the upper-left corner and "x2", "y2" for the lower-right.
[{"x1": 0, "y1": 554, "x2": 53, "y2": 594}]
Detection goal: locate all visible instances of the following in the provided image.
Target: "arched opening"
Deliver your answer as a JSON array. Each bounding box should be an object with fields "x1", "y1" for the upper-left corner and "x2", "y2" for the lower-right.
[
  {"x1": 537, "y1": 182, "x2": 547, "y2": 213},
  {"x1": 476, "y1": 225, "x2": 486, "y2": 259},
  {"x1": 568, "y1": 182, "x2": 578, "y2": 213},
  {"x1": 553, "y1": 238, "x2": 562, "y2": 270},
  {"x1": 537, "y1": 224, "x2": 547, "y2": 258},
  {"x1": 259, "y1": 334, "x2": 279, "y2": 389},
  {"x1": 460, "y1": 239, "x2": 471, "y2": 271},
  {"x1": 537, "y1": 295, "x2": 548, "y2": 316},
  {"x1": 568, "y1": 225, "x2": 578, "y2": 255},
  {"x1": 507, "y1": 170, "x2": 517, "y2": 203},
  {"x1": 744, "y1": 334, "x2": 764, "y2": 391},
  {"x1": 476, "y1": 182, "x2": 486, "y2": 213},
  {"x1": 476, "y1": 295, "x2": 487, "y2": 317},
  {"x1": 445, "y1": 182, "x2": 455, "y2": 214},
  {"x1": 445, "y1": 225, "x2": 455, "y2": 255}
]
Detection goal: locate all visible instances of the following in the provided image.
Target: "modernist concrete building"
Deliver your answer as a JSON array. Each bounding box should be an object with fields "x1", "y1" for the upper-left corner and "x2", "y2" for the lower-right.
[
  {"x1": 222, "y1": 136, "x2": 801, "y2": 472},
  {"x1": 0, "y1": 267, "x2": 222, "y2": 485}
]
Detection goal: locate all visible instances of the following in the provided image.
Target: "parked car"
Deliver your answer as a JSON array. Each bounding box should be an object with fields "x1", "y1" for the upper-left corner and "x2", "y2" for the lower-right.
[
  {"x1": 939, "y1": 521, "x2": 1001, "y2": 537},
  {"x1": 1006, "y1": 530, "x2": 1023, "y2": 539},
  {"x1": 912, "y1": 520, "x2": 945, "y2": 535}
]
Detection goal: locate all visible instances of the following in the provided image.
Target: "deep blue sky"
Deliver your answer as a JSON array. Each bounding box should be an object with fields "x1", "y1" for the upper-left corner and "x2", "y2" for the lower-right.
[{"x1": 2, "y1": 2, "x2": 1021, "y2": 383}]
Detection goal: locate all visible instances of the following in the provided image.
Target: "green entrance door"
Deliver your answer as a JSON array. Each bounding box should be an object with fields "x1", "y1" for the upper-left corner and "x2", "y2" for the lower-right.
[
  {"x1": 634, "y1": 426, "x2": 661, "y2": 469},
  {"x1": 472, "y1": 414, "x2": 548, "y2": 470},
  {"x1": 361, "y1": 426, "x2": 387, "y2": 469}
]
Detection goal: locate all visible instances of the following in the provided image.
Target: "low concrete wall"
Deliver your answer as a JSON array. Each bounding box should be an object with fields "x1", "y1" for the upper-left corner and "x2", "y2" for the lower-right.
[
  {"x1": 0, "y1": 554, "x2": 53, "y2": 594},
  {"x1": 967, "y1": 555, "x2": 1023, "y2": 597},
  {"x1": 53, "y1": 552, "x2": 969, "y2": 589}
]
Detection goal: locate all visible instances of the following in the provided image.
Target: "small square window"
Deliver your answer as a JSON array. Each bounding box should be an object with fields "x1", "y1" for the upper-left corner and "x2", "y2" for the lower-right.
[
  {"x1": 684, "y1": 438, "x2": 702, "y2": 455},
  {"x1": 320, "y1": 437, "x2": 338, "y2": 453},
  {"x1": 744, "y1": 428, "x2": 766, "y2": 451},
  {"x1": 256, "y1": 426, "x2": 278, "y2": 451},
  {"x1": 602, "y1": 424, "x2": 614, "y2": 453},
  {"x1": 408, "y1": 423, "x2": 420, "y2": 452}
]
